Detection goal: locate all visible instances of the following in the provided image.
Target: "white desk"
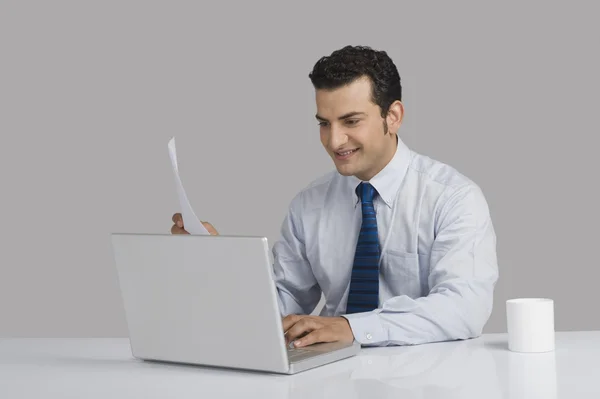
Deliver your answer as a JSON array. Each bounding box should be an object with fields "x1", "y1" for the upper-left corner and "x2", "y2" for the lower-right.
[{"x1": 1, "y1": 331, "x2": 598, "y2": 398}]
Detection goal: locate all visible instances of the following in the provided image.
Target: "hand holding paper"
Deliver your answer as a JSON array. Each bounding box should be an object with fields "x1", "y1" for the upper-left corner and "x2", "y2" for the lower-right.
[{"x1": 168, "y1": 137, "x2": 210, "y2": 235}]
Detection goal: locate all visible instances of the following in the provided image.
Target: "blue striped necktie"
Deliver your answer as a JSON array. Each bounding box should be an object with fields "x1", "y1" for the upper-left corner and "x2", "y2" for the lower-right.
[{"x1": 346, "y1": 182, "x2": 380, "y2": 314}]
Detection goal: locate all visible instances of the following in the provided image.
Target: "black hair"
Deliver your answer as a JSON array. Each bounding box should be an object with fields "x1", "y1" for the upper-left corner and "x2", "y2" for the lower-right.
[{"x1": 308, "y1": 45, "x2": 402, "y2": 120}]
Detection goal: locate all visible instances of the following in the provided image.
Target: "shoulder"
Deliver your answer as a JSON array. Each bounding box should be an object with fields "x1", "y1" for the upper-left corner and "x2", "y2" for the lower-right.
[
  {"x1": 408, "y1": 150, "x2": 474, "y2": 190},
  {"x1": 287, "y1": 170, "x2": 337, "y2": 214},
  {"x1": 407, "y1": 149, "x2": 491, "y2": 223}
]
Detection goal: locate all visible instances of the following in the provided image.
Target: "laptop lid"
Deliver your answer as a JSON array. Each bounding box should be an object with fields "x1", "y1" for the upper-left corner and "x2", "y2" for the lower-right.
[{"x1": 111, "y1": 233, "x2": 289, "y2": 373}]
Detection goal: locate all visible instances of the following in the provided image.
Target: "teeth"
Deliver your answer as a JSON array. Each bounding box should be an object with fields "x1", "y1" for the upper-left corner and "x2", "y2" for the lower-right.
[{"x1": 338, "y1": 149, "x2": 355, "y2": 156}]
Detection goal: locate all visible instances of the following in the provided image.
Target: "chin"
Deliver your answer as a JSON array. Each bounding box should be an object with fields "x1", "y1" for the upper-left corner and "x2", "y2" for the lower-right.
[{"x1": 334, "y1": 164, "x2": 356, "y2": 177}]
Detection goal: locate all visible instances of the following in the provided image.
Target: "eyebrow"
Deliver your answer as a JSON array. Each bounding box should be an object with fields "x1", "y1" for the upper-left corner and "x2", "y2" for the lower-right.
[{"x1": 315, "y1": 111, "x2": 367, "y2": 122}]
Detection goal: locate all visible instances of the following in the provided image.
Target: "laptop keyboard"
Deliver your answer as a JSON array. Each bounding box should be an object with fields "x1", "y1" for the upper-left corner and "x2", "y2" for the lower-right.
[{"x1": 287, "y1": 346, "x2": 320, "y2": 363}]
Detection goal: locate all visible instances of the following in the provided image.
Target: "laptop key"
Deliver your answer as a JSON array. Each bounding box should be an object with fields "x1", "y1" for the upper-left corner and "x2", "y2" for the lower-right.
[{"x1": 287, "y1": 347, "x2": 321, "y2": 362}]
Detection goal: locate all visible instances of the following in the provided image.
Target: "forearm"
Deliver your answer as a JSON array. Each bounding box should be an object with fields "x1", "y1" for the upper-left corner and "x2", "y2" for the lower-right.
[
  {"x1": 275, "y1": 277, "x2": 321, "y2": 316},
  {"x1": 343, "y1": 277, "x2": 495, "y2": 346}
]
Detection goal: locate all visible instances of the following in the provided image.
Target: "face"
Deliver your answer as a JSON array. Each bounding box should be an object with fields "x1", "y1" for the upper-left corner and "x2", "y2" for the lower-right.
[{"x1": 315, "y1": 77, "x2": 404, "y2": 181}]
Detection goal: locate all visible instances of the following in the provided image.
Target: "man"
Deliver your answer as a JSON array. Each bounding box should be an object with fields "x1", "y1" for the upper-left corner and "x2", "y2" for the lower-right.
[{"x1": 171, "y1": 45, "x2": 499, "y2": 348}]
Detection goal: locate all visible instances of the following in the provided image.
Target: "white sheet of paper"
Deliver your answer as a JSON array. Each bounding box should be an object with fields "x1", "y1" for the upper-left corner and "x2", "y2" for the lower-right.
[{"x1": 168, "y1": 137, "x2": 209, "y2": 235}]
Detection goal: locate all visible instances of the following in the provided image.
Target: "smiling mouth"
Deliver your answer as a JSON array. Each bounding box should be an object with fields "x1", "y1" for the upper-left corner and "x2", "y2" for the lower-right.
[
  {"x1": 334, "y1": 148, "x2": 359, "y2": 160},
  {"x1": 335, "y1": 148, "x2": 358, "y2": 156}
]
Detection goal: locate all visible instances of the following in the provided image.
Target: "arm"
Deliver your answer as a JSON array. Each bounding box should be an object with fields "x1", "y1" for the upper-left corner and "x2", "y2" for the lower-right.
[
  {"x1": 272, "y1": 193, "x2": 322, "y2": 316},
  {"x1": 343, "y1": 184, "x2": 499, "y2": 346}
]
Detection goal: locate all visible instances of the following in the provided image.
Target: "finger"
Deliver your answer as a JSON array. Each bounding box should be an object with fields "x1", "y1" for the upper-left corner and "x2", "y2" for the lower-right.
[
  {"x1": 294, "y1": 329, "x2": 333, "y2": 348},
  {"x1": 201, "y1": 221, "x2": 218, "y2": 235},
  {"x1": 172, "y1": 213, "x2": 183, "y2": 227},
  {"x1": 289, "y1": 330, "x2": 310, "y2": 345},
  {"x1": 285, "y1": 318, "x2": 319, "y2": 344},
  {"x1": 282, "y1": 314, "x2": 303, "y2": 332}
]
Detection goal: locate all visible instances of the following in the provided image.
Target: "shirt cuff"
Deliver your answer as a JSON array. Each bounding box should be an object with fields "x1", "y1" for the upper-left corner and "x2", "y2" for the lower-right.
[{"x1": 342, "y1": 311, "x2": 387, "y2": 346}]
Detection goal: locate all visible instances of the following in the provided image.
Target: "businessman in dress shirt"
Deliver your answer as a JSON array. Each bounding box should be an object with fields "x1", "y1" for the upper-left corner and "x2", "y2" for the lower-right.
[{"x1": 171, "y1": 45, "x2": 499, "y2": 348}]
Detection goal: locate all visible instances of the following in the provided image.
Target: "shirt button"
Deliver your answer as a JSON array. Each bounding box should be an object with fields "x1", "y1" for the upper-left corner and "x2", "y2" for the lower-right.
[{"x1": 366, "y1": 333, "x2": 372, "y2": 340}]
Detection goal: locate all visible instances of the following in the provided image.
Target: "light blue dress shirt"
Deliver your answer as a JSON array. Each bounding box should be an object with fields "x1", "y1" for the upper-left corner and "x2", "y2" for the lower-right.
[{"x1": 272, "y1": 137, "x2": 499, "y2": 347}]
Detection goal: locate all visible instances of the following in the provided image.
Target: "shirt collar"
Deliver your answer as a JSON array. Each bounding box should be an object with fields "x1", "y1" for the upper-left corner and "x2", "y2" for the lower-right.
[{"x1": 348, "y1": 136, "x2": 411, "y2": 208}]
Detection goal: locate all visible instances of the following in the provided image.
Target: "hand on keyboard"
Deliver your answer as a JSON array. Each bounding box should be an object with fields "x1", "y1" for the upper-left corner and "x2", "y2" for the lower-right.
[{"x1": 282, "y1": 315, "x2": 355, "y2": 348}]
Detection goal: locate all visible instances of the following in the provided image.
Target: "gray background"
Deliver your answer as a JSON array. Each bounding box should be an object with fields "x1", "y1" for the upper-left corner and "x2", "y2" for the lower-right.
[{"x1": 1, "y1": 1, "x2": 598, "y2": 337}]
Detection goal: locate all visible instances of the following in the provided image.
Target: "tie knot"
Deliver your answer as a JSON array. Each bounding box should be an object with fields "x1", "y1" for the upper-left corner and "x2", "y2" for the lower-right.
[{"x1": 356, "y1": 182, "x2": 377, "y2": 203}]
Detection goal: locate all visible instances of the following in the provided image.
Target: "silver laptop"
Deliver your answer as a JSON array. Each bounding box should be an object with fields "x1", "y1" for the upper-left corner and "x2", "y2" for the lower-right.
[{"x1": 110, "y1": 233, "x2": 360, "y2": 374}]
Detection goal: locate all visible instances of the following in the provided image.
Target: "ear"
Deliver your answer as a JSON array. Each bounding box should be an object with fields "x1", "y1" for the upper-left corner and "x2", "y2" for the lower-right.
[{"x1": 386, "y1": 100, "x2": 404, "y2": 133}]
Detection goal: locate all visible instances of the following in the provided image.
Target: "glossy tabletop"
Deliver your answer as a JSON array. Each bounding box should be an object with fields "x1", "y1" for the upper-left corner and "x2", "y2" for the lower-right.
[{"x1": 1, "y1": 331, "x2": 599, "y2": 398}]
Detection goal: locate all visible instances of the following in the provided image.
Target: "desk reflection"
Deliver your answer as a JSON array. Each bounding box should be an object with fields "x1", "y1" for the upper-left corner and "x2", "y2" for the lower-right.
[
  {"x1": 507, "y1": 351, "x2": 557, "y2": 399},
  {"x1": 282, "y1": 338, "x2": 504, "y2": 399}
]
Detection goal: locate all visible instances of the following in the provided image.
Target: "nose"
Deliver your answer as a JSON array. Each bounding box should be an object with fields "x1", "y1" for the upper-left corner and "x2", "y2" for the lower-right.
[{"x1": 328, "y1": 125, "x2": 348, "y2": 150}]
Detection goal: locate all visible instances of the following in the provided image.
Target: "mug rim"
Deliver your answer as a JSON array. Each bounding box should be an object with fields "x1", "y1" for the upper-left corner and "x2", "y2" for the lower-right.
[{"x1": 506, "y1": 298, "x2": 553, "y2": 304}]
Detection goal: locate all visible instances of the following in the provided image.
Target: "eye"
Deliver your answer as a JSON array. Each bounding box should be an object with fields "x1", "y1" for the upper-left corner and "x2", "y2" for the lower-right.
[
  {"x1": 318, "y1": 121, "x2": 329, "y2": 127},
  {"x1": 346, "y1": 119, "x2": 359, "y2": 126}
]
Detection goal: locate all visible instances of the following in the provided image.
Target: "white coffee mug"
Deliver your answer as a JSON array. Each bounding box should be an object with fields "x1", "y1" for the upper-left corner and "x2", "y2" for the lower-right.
[{"x1": 506, "y1": 298, "x2": 555, "y2": 353}]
